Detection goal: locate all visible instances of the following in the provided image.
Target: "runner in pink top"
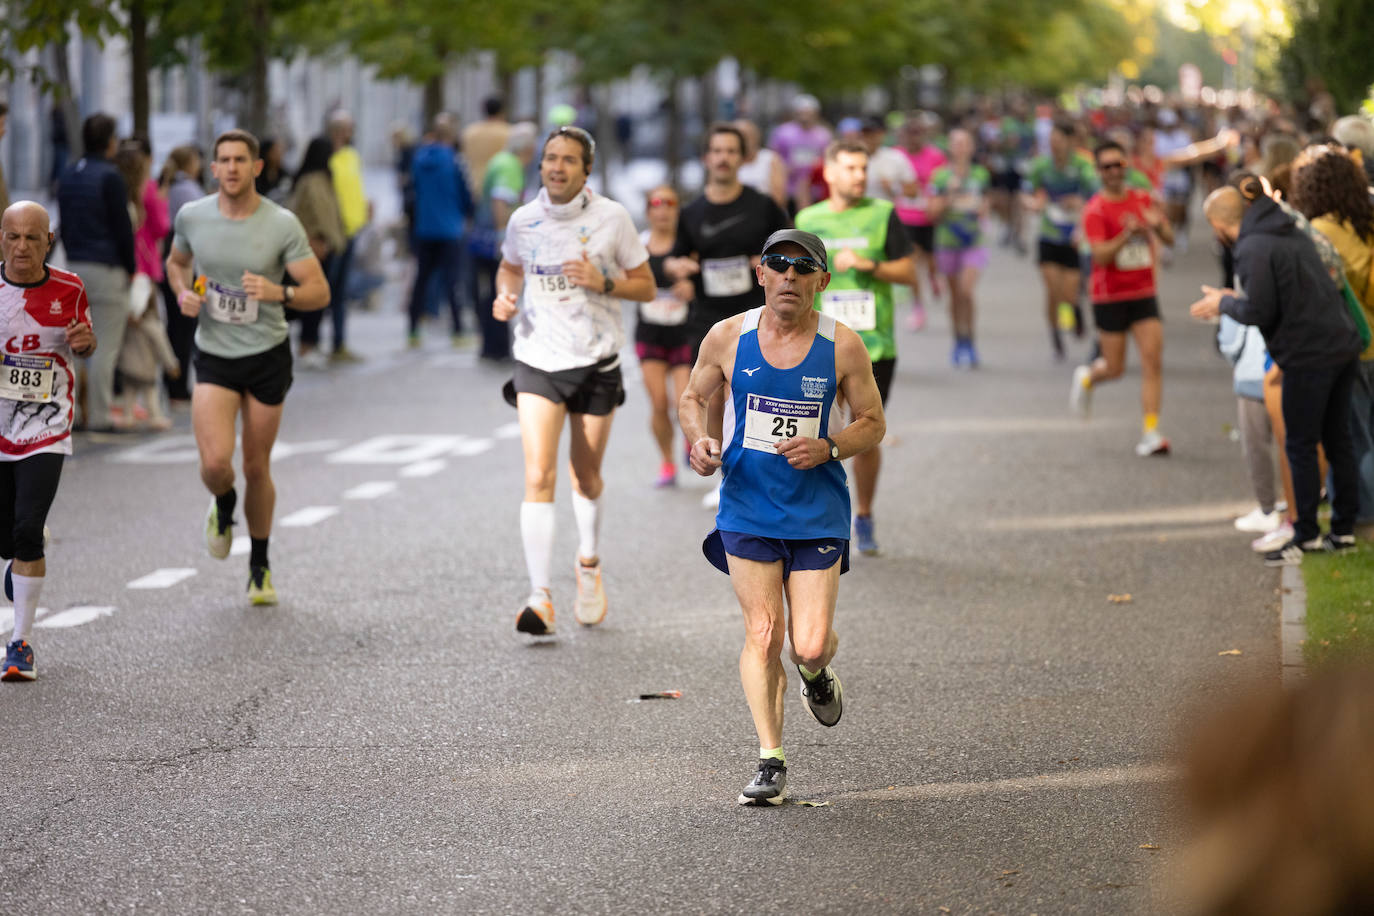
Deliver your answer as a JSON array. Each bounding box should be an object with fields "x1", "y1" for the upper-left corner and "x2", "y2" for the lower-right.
[
  {"x1": 767, "y1": 95, "x2": 832, "y2": 211},
  {"x1": 895, "y1": 113, "x2": 948, "y2": 331}
]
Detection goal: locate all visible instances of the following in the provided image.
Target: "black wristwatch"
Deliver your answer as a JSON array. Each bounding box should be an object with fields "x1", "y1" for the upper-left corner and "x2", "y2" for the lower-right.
[
  {"x1": 824, "y1": 436, "x2": 839, "y2": 461},
  {"x1": 603, "y1": 275, "x2": 615, "y2": 294}
]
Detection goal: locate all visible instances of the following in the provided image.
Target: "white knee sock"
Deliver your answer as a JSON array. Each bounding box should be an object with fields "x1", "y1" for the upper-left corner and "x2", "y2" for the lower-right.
[
  {"x1": 11, "y1": 573, "x2": 42, "y2": 643},
  {"x1": 520, "y1": 501, "x2": 556, "y2": 593},
  {"x1": 571, "y1": 492, "x2": 601, "y2": 563}
]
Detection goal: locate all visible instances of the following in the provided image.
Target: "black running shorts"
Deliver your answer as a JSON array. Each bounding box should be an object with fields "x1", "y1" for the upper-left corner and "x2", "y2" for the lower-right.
[
  {"x1": 192, "y1": 340, "x2": 293, "y2": 406},
  {"x1": 1092, "y1": 297, "x2": 1161, "y2": 334},
  {"x1": 503, "y1": 357, "x2": 626, "y2": 416}
]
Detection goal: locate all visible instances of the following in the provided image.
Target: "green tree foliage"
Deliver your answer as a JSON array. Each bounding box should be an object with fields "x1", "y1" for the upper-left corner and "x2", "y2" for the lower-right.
[{"x1": 1278, "y1": 0, "x2": 1374, "y2": 115}]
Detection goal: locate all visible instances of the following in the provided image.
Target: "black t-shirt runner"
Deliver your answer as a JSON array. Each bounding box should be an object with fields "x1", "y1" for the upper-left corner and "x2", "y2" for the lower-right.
[{"x1": 673, "y1": 186, "x2": 790, "y2": 342}]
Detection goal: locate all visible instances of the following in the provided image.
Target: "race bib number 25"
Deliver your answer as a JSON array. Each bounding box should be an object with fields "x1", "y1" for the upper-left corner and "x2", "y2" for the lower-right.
[{"x1": 743, "y1": 394, "x2": 822, "y2": 454}]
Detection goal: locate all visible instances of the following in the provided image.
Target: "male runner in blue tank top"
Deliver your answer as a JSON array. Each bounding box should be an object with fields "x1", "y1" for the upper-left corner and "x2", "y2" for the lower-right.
[{"x1": 680, "y1": 229, "x2": 886, "y2": 806}]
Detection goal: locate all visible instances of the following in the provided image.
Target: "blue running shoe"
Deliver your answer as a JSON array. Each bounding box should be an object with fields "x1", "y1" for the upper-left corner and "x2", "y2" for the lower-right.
[
  {"x1": 965, "y1": 341, "x2": 980, "y2": 368},
  {"x1": 950, "y1": 340, "x2": 965, "y2": 368},
  {"x1": 3, "y1": 559, "x2": 11, "y2": 602},
  {"x1": 2, "y1": 639, "x2": 35, "y2": 681},
  {"x1": 854, "y1": 514, "x2": 879, "y2": 556}
]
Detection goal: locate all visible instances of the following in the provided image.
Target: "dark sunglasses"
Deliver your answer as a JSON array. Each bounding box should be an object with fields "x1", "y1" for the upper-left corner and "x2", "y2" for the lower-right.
[
  {"x1": 1097, "y1": 161, "x2": 1126, "y2": 171},
  {"x1": 761, "y1": 253, "x2": 823, "y2": 275},
  {"x1": 648, "y1": 197, "x2": 677, "y2": 208}
]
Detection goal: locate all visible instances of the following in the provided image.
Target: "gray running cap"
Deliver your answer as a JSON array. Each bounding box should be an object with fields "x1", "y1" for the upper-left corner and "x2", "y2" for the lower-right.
[{"x1": 761, "y1": 229, "x2": 828, "y2": 270}]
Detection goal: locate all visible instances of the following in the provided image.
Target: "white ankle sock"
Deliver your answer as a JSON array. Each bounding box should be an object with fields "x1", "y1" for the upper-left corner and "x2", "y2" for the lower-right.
[
  {"x1": 571, "y1": 492, "x2": 601, "y2": 562},
  {"x1": 520, "y1": 501, "x2": 556, "y2": 593},
  {"x1": 11, "y1": 573, "x2": 42, "y2": 642}
]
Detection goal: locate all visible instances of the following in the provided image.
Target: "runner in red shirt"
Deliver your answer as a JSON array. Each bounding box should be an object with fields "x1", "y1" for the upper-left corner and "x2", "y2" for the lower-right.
[
  {"x1": 1070, "y1": 140, "x2": 1175, "y2": 457},
  {"x1": 0, "y1": 201, "x2": 97, "y2": 681}
]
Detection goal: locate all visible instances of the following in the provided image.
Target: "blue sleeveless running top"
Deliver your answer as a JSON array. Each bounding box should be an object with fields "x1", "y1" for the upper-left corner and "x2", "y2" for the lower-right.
[{"x1": 714, "y1": 307, "x2": 851, "y2": 539}]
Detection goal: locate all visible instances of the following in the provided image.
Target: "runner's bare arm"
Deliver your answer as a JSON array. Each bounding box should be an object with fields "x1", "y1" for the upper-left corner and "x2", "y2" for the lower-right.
[
  {"x1": 165, "y1": 245, "x2": 203, "y2": 318},
  {"x1": 270, "y1": 256, "x2": 330, "y2": 311},
  {"x1": 831, "y1": 325, "x2": 886, "y2": 459},
  {"x1": 680, "y1": 319, "x2": 739, "y2": 475},
  {"x1": 493, "y1": 258, "x2": 524, "y2": 321},
  {"x1": 868, "y1": 254, "x2": 915, "y2": 286}
]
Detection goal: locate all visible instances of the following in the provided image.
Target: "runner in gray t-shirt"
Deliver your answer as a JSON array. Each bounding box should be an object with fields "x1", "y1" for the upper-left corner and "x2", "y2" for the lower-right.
[{"x1": 166, "y1": 129, "x2": 329, "y2": 607}]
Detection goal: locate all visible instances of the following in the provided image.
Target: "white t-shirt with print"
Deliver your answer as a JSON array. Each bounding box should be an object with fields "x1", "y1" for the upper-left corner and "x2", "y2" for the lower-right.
[{"x1": 501, "y1": 188, "x2": 649, "y2": 372}]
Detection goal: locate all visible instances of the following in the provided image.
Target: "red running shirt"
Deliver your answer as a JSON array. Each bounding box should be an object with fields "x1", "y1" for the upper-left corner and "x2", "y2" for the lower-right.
[
  {"x1": 0, "y1": 266, "x2": 90, "y2": 458},
  {"x1": 1082, "y1": 189, "x2": 1159, "y2": 304}
]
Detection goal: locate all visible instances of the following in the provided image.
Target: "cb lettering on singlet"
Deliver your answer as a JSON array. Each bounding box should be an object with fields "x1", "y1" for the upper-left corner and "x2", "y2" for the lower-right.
[{"x1": 5, "y1": 334, "x2": 42, "y2": 353}]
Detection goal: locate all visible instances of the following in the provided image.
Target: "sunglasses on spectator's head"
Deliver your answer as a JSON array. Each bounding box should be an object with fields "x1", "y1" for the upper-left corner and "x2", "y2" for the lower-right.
[
  {"x1": 648, "y1": 196, "x2": 677, "y2": 208},
  {"x1": 761, "y1": 253, "x2": 824, "y2": 275},
  {"x1": 1098, "y1": 160, "x2": 1126, "y2": 171}
]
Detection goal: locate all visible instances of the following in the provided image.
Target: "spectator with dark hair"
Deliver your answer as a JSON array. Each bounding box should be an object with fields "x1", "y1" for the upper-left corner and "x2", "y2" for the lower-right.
[
  {"x1": 255, "y1": 138, "x2": 289, "y2": 203},
  {"x1": 55, "y1": 113, "x2": 136, "y2": 431},
  {"x1": 287, "y1": 137, "x2": 348, "y2": 370},
  {"x1": 157, "y1": 145, "x2": 205, "y2": 402},
  {"x1": 1290, "y1": 144, "x2": 1374, "y2": 524},
  {"x1": 462, "y1": 96, "x2": 511, "y2": 193}
]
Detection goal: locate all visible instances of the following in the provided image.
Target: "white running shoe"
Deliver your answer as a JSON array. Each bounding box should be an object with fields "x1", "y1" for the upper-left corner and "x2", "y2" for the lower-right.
[
  {"x1": 1234, "y1": 507, "x2": 1284, "y2": 533},
  {"x1": 701, "y1": 485, "x2": 721, "y2": 510},
  {"x1": 1134, "y1": 430, "x2": 1170, "y2": 457},
  {"x1": 204, "y1": 497, "x2": 232, "y2": 559},
  {"x1": 1251, "y1": 522, "x2": 1294, "y2": 553},
  {"x1": 574, "y1": 561, "x2": 607, "y2": 626},
  {"x1": 1070, "y1": 366, "x2": 1093, "y2": 417}
]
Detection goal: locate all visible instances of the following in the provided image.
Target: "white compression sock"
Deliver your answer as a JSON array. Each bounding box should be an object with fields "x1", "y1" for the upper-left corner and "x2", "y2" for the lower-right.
[
  {"x1": 10, "y1": 573, "x2": 42, "y2": 642},
  {"x1": 571, "y1": 492, "x2": 601, "y2": 562},
  {"x1": 520, "y1": 501, "x2": 556, "y2": 592}
]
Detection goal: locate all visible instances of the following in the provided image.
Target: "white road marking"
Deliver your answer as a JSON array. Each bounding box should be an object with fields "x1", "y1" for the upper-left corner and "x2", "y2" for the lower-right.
[
  {"x1": 835, "y1": 764, "x2": 1177, "y2": 803},
  {"x1": 230, "y1": 536, "x2": 250, "y2": 556},
  {"x1": 451, "y1": 437, "x2": 494, "y2": 457},
  {"x1": 494, "y1": 423, "x2": 521, "y2": 440},
  {"x1": 899, "y1": 417, "x2": 1134, "y2": 435},
  {"x1": 986, "y1": 501, "x2": 1255, "y2": 532},
  {"x1": 400, "y1": 459, "x2": 446, "y2": 478},
  {"x1": 327, "y1": 434, "x2": 466, "y2": 465},
  {"x1": 37, "y1": 606, "x2": 117, "y2": 629},
  {"x1": 107, "y1": 436, "x2": 341, "y2": 464},
  {"x1": 280, "y1": 506, "x2": 340, "y2": 528},
  {"x1": 344, "y1": 481, "x2": 398, "y2": 500},
  {"x1": 128, "y1": 568, "x2": 198, "y2": 589}
]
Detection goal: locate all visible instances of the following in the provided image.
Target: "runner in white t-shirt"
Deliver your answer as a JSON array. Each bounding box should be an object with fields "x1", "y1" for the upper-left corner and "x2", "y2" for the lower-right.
[{"x1": 493, "y1": 127, "x2": 654, "y2": 635}]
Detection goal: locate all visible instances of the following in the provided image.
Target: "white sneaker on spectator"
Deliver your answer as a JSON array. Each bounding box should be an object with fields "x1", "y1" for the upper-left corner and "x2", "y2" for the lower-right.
[
  {"x1": 1235, "y1": 507, "x2": 1284, "y2": 533},
  {"x1": 1251, "y1": 521, "x2": 1293, "y2": 553}
]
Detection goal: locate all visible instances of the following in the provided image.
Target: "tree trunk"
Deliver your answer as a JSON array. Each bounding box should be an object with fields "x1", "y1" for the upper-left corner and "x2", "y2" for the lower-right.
[
  {"x1": 49, "y1": 37, "x2": 81, "y2": 170},
  {"x1": 594, "y1": 84, "x2": 612, "y2": 190},
  {"x1": 129, "y1": 0, "x2": 150, "y2": 139},
  {"x1": 664, "y1": 77, "x2": 681, "y2": 187},
  {"x1": 246, "y1": 0, "x2": 270, "y2": 137},
  {"x1": 533, "y1": 59, "x2": 545, "y2": 132},
  {"x1": 501, "y1": 70, "x2": 516, "y2": 117},
  {"x1": 424, "y1": 74, "x2": 444, "y2": 123}
]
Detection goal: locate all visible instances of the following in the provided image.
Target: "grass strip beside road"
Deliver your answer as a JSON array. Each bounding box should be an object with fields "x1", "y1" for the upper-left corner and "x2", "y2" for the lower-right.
[{"x1": 1302, "y1": 541, "x2": 1374, "y2": 665}]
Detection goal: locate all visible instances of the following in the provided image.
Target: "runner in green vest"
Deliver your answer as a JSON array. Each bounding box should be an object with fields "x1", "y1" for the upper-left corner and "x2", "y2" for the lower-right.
[{"x1": 795, "y1": 139, "x2": 913, "y2": 556}]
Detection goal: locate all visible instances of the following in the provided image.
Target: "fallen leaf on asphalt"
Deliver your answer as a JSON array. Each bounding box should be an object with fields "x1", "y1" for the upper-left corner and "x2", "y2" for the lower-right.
[
  {"x1": 1218, "y1": 649, "x2": 1242, "y2": 656},
  {"x1": 1002, "y1": 869, "x2": 1021, "y2": 875},
  {"x1": 1140, "y1": 844, "x2": 1161, "y2": 850},
  {"x1": 792, "y1": 800, "x2": 831, "y2": 808},
  {"x1": 887, "y1": 785, "x2": 896, "y2": 790},
  {"x1": 1108, "y1": 593, "x2": 1133, "y2": 604},
  {"x1": 939, "y1": 908, "x2": 951, "y2": 914}
]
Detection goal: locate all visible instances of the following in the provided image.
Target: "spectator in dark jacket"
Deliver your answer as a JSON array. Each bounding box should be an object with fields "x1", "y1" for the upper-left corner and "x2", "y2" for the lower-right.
[
  {"x1": 405, "y1": 112, "x2": 473, "y2": 347},
  {"x1": 56, "y1": 113, "x2": 136, "y2": 431},
  {"x1": 1192, "y1": 180, "x2": 1363, "y2": 565}
]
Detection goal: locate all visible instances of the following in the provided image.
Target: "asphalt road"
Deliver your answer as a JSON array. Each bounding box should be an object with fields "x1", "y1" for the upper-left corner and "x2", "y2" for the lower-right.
[{"x1": 0, "y1": 225, "x2": 1279, "y2": 915}]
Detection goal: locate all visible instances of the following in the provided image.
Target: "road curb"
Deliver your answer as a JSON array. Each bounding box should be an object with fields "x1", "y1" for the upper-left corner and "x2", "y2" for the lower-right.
[{"x1": 1280, "y1": 564, "x2": 1306, "y2": 684}]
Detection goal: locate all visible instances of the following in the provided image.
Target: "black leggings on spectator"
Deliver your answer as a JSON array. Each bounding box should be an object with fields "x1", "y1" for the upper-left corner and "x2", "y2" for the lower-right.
[{"x1": 1282, "y1": 359, "x2": 1360, "y2": 543}]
